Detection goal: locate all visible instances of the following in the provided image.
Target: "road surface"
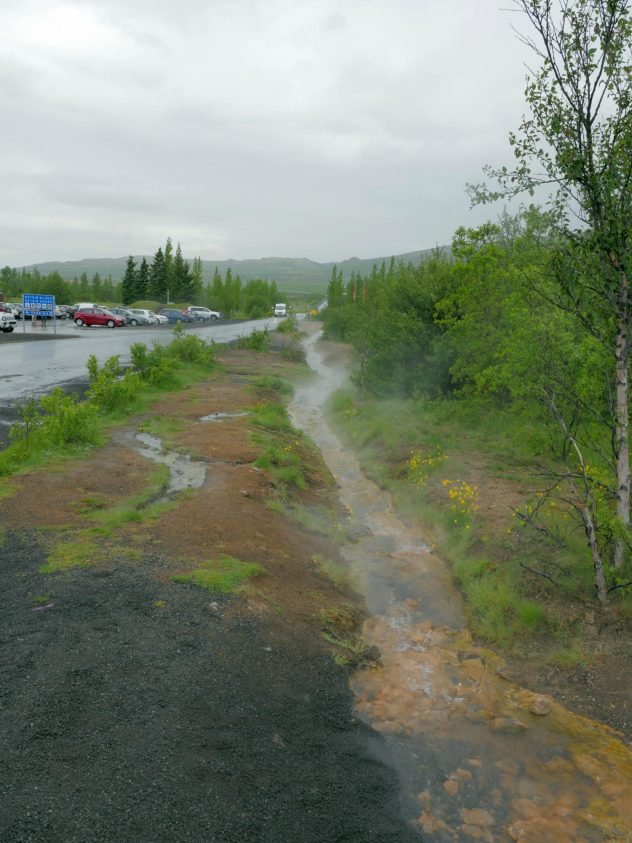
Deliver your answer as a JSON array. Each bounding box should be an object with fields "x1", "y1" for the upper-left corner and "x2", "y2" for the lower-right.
[{"x1": 0, "y1": 317, "x2": 282, "y2": 404}]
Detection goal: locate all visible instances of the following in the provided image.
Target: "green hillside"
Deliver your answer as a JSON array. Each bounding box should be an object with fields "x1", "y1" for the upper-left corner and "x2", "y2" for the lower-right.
[{"x1": 24, "y1": 247, "x2": 447, "y2": 291}]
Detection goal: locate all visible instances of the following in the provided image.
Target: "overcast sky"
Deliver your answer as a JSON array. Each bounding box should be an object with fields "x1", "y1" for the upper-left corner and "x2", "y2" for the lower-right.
[{"x1": 0, "y1": 0, "x2": 534, "y2": 266}]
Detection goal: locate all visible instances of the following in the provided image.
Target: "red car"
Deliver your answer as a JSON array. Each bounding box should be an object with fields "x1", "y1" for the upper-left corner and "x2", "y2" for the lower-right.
[{"x1": 74, "y1": 307, "x2": 125, "y2": 328}]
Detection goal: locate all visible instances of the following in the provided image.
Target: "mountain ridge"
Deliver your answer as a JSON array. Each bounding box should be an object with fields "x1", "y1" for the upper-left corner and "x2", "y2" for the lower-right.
[{"x1": 22, "y1": 246, "x2": 448, "y2": 290}]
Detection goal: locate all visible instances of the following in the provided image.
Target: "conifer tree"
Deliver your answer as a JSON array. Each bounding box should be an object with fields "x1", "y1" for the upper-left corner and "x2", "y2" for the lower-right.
[
  {"x1": 191, "y1": 257, "x2": 204, "y2": 303},
  {"x1": 121, "y1": 256, "x2": 137, "y2": 306},
  {"x1": 148, "y1": 247, "x2": 166, "y2": 300},
  {"x1": 136, "y1": 257, "x2": 149, "y2": 300}
]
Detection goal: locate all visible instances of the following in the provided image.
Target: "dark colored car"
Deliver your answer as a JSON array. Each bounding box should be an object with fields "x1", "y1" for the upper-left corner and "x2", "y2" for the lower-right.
[
  {"x1": 159, "y1": 308, "x2": 191, "y2": 324},
  {"x1": 74, "y1": 307, "x2": 125, "y2": 328}
]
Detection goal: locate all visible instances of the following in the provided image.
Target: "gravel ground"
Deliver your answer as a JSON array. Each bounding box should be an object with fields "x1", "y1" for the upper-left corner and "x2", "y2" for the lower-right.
[{"x1": 0, "y1": 530, "x2": 418, "y2": 843}]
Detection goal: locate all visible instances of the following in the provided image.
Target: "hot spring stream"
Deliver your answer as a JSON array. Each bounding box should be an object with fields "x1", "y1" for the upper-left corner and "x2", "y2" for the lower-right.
[{"x1": 290, "y1": 329, "x2": 632, "y2": 843}]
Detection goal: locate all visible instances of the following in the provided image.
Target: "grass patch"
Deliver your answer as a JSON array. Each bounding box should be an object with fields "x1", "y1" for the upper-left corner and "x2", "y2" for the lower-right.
[
  {"x1": 251, "y1": 375, "x2": 295, "y2": 397},
  {"x1": 172, "y1": 555, "x2": 264, "y2": 594},
  {"x1": 89, "y1": 464, "x2": 171, "y2": 530},
  {"x1": 32, "y1": 594, "x2": 50, "y2": 604},
  {"x1": 138, "y1": 416, "x2": 188, "y2": 439},
  {"x1": 313, "y1": 554, "x2": 352, "y2": 588},
  {"x1": 40, "y1": 538, "x2": 102, "y2": 574}
]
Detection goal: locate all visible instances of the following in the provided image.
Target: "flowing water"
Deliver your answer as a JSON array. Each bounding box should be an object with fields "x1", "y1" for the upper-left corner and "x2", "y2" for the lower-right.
[
  {"x1": 118, "y1": 431, "x2": 206, "y2": 502},
  {"x1": 290, "y1": 330, "x2": 632, "y2": 843}
]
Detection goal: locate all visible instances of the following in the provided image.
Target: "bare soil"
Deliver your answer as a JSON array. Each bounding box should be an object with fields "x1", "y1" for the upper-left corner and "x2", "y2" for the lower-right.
[{"x1": 0, "y1": 349, "x2": 418, "y2": 842}]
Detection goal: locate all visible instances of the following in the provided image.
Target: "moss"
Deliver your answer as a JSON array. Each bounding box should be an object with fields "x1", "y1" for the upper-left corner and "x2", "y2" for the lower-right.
[{"x1": 172, "y1": 555, "x2": 264, "y2": 594}]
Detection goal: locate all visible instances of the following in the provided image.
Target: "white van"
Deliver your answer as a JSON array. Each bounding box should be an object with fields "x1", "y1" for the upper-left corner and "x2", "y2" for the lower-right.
[{"x1": 274, "y1": 303, "x2": 288, "y2": 317}]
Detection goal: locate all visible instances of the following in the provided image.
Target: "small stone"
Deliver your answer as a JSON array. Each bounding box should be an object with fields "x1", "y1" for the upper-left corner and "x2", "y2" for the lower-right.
[
  {"x1": 444, "y1": 779, "x2": 459, "y2": 796},
  {"x1": 491, "y1": 716, "x2": 528, "y2": 733},
  {"x1": 208, "y1": 602, "x2": 219, "y2": 611},
  {"x1": 460, "y1": 808, "x2": 494, "y2": 827},
  {"x1": 528, "y1": 695, "x2": 551, "y2": 716}
]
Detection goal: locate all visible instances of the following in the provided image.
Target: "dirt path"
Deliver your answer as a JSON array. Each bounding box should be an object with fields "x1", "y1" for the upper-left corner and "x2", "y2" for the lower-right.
[{"x1": 0, "y1": 349, "x2": 418, "y2": 842}]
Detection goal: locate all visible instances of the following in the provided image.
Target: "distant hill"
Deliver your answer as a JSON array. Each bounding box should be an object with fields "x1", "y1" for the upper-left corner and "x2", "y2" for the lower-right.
[{"x1": 24, "y1": 247, "x2": 448, "y2": 291}]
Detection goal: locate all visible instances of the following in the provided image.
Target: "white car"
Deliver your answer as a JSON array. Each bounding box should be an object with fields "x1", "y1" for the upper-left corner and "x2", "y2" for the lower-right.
[
  {"x1": 0, "y1": 311, "x2": 17, "y2": 333},
  {"x1": 150, "y1": 311, "x2": 169, "y2": 324},
  {"x1": 187, "y1": 306, "x2": 221, "y2": 321},
  {"x1": 129, "y1": 308, "x2": 158, "y2": 324}
]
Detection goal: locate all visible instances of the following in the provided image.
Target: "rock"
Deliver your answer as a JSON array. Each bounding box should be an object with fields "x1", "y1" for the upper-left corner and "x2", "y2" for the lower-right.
[
  {"x1": 443, "y1": 779, "x2": 459, "y2": 796},
  {"x1": 528, "y1": 695, "x2": 551, "y2": 716},
  {"x1": 491, "y1": 716, "x2": 528, "y2": 733},
  {"x1": 460, "y1": 808, "x2": 494, "y2": 827}
]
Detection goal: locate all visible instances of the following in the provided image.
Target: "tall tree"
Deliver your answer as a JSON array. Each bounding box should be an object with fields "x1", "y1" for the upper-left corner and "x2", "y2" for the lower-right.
[
  {"x1": 121, "y1": 256, "x2": 137, "y2": 306},
  {"x1": 172, "y1": 242, "x2": 194, "y2": 301},
  {"x1": 471, "y1": 0, "x2": 632, "y2": 596},
  {"x1": 148, "y1": 247, "x2": 166, "y2": 300},
  {"x1": 164, "y1": 237, "x2": 174, "y2": 300},
  {"x1": 191, "y1": 256, "x2": 204, "y2": 303},
  {"x1": 136, "y1": 257, "x2": 149, "y2": 301}
]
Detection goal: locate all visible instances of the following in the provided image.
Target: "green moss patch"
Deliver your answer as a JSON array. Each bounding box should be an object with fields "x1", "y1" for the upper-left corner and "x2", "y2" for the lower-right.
[{"x1": 172, "y1": 555, "x2": 264, "y2": 594}]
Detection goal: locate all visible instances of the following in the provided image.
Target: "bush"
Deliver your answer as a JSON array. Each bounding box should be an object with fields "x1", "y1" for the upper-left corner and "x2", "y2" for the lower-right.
[
  {"x1": 130, "y1": 342, "x2": 176, "y2": 386},
  {"x1": 87, "y1": 355, "x2": 138, "y2": 414},
  {"x1": 38, "y1": 388, "x2": 100, "y2": 447},
  {"x1": 235, "y1": 327, "x2": 270, "y2": 351}
]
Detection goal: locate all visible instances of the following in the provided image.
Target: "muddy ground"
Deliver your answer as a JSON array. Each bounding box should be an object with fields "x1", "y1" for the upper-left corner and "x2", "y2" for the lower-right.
[{"x1": 0, "y1": 348, "x2": 418, "y2": 843}]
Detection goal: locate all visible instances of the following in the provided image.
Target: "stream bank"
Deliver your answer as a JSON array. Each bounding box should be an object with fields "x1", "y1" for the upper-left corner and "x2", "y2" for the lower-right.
[{"x1": 291, "y1": 325, "x2": 632, "y2": 842}]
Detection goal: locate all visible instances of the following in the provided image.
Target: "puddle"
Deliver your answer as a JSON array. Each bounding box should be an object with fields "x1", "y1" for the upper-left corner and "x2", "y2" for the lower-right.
[
  {"x1": 200, "y1": 411, "x2": 250, "y2": 422},
  {"x1": 120, "y1": 431, "x2": 206, "y2": 502},
  {"x1": 290, "y1": 329, "x2": 632, "y2": 842}
]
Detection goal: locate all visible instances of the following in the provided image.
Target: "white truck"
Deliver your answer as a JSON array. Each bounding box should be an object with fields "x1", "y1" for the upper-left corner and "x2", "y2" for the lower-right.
[
  {"x1": 0, "y1": 311, "x2": 17, "y2": 333},
  {"x1": 274, "y1": 303, "x2": 288, "y2": 317}
]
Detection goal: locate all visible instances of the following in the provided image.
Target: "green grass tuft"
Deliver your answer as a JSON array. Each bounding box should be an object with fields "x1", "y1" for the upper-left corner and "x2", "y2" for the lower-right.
[
  {"x1": 40, "y1": 539, "x2": 102, "y2": 574},
  {"x1": 172, "y1": 555, "x2": 264, "y2": 594}
]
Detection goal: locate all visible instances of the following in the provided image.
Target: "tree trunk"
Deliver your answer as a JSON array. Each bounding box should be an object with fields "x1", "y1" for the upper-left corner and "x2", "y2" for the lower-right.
[
  {"x1": 584, "y1": 504, "x2": 608, "y2": 604},
  {"x1": 614, "y1": 287, "x2": 630, "y2": 569}
]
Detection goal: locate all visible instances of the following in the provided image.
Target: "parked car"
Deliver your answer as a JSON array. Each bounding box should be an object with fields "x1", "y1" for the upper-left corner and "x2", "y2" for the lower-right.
[
  {"x1": 0, "y1": 303, "x2": 20, "y2": 318},
  {"x1": 150, "y1": 311, "x2": 169, "y2": 325},
  {"x1": 0, "y1": 311, "x2": 17, "y2": 333},
  {"x1": 186, "y1": 306, "x2": 221, "y2": 321},
  {"x1": 128, "y1": 308, "x2": 158, "y2": 324},
  {"x1": 74, "y1": 307, "x2": 125, "y2": 328},
  {"x1": 159, "y1": 308, "x2": 191, "y2": 324},
  {"x1": 108, "y1": 307, "x2": 149, "y2": 326},
  {"x1": 274, "y1": 303, "x2": 288, "y2": 317},
  {"x1": 57, "y1": 305, "x2": 74, "y2": 319}
]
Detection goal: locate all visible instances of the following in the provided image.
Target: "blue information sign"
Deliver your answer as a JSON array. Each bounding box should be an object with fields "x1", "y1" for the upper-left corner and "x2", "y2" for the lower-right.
[{"x1": 23, "y1": 293, "x2": 55, "y2": 317}]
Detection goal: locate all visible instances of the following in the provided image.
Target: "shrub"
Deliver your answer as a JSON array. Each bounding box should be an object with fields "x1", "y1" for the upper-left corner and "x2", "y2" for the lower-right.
[
  {"x1": 87, "y1": 355, "x2": 137, "y2": 414},
  {"x1": 38, "y1": 388, "x2": 100, "y2": 447},
  {"x1": 235, "y1": 327, "x2": 270, "y2": 351}
]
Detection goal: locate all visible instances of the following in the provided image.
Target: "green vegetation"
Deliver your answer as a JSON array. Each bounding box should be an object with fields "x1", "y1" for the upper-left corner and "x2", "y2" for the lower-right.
[
  {"x1": 89, "y1": 464, "x2": 171, "y2": 530},
  {"x1": 0, "y1": 331, "x2": 216, "y2": 479},
  {"x1": 251, "y1": 375, "x2": 295, "y2": 397},
  {"x1": 312, "y1": 554, "x2": 352, "y2": 588},
  {"x1": 235, "y1": 327, "x2": 270, "y2": 351},
  {"x1": 40, "y1": 537, "x2": 102, "y2": 574},
  {"x1": 172, "y1": 555, "x2": 264, "y2": 593},
  {"x1": 250, "y1": 401, "x2": 315, "y2": 499}
]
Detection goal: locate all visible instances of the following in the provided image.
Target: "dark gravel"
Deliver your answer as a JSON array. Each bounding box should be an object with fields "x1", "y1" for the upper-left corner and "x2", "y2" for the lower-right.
[{"x1": 0, "y1": 531, "x2": 420, "y2": 843}]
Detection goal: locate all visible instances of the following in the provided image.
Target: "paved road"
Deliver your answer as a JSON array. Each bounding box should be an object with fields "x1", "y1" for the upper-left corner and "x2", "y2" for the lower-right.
[{"x1": 0, "y1": 317, "x2": 281, "y2": 403}]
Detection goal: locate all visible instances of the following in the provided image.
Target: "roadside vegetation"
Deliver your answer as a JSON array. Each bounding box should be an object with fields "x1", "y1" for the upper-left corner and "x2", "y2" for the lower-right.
[{"x1": 0, "y1": 327, "x2": 216, "y2": 480}]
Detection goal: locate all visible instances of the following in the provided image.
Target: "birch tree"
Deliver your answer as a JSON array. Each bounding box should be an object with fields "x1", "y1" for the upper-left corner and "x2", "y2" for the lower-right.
[{"x1": 470, "y1": 0, "x2": 632, "y2": 580}]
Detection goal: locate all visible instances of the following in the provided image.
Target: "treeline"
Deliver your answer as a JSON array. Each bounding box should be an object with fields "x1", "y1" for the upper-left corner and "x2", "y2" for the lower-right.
[
  {"x1": 2, "y1": 238, "x2": 283, "y2": 316},
  {"x1": 0, "y1": 266, "x2": 119, "y2": 305},
  {"x1": 324, "y1": 208, "x2": 590, "y2": 407},
  {"x1": 122, "y1": 238, "x2": 281, "y2": 317}
]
